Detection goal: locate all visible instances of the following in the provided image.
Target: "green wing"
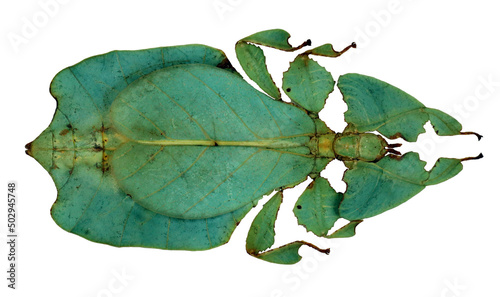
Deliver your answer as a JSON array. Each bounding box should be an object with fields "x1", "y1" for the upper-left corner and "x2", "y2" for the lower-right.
[{"x1": 27, "y1": 44, "x2": 317, "y2": 250}]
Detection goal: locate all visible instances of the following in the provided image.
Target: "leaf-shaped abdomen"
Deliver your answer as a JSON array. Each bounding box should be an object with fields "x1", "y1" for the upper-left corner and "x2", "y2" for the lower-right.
[{"x1": 109, "y1": 64, "x2": 317, "y2": 219}]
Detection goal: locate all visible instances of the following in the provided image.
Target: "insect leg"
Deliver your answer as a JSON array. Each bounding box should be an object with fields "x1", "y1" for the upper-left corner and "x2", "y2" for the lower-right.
[
  {"x1": 235, "y1": 29, "x2": 311, "y2": 100},
  {"x1": 245, "y1": 191, "x2": 329, "y2": 264}
]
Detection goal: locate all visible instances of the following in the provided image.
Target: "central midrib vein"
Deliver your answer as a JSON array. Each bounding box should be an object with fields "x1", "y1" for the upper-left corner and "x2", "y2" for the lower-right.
[{"x1": 134, "y1": 138, "x2": 306, "y2": 149}]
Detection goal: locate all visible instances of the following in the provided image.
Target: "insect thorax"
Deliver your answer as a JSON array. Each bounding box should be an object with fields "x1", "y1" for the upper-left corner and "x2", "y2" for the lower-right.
[{"x1": 331, "y1": 133, "x2": 388, "y2": 162}]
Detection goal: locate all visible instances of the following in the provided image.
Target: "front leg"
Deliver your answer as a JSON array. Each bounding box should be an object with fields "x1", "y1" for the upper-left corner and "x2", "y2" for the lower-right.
[{"x1": 339, "y1": 152, "x2": 483, "y2": 220}]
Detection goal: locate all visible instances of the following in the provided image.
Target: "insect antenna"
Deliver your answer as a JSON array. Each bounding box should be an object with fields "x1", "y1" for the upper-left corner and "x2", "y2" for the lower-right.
[
  {"x1": 386, "y1": 143, "x2": 402, "y2": 156},
  {"x1": 387, "y1": 143, "x2": 402, "y2": 148},
  {"x1": 387, "y1": 148, "x2": 401, "y2": 155}
]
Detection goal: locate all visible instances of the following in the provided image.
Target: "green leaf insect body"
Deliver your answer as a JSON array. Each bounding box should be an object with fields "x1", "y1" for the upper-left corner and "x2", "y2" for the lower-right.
[{"x1": 26, "y1": 29, "x2": 481, "y2": 264}]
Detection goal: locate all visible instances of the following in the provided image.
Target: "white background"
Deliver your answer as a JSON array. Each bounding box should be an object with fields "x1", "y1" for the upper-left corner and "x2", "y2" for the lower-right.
[{"x1": 1, "y1": 0, "x2": 499, "y2": 296}]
